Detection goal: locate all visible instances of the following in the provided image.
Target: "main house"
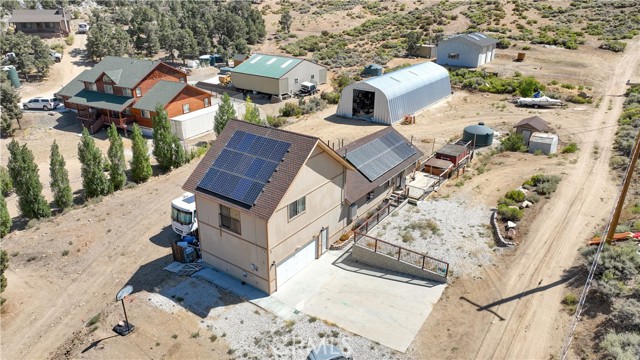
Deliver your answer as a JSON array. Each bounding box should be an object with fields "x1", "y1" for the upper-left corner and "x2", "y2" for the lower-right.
[
  {"x1": 9, "y1": 7, "x2": 70, "y2": 35},
  {"x1": 57, "y1": 56, "x2": 213, "y2": 133},
  {"x1": 183, "y1": 121, "x2": 422, "y2": 294}
]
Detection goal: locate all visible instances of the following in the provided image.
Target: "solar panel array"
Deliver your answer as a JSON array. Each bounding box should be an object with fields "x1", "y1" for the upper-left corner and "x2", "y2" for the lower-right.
[
  {"x1": 197, "y1": 131, "x2": 291, "y2": 206},
  {"x1": 346, "y1": 131, "x2": 416, "y2": 182}
]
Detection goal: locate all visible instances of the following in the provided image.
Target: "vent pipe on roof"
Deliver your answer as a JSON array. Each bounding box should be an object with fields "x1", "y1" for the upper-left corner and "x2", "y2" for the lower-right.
[{"x1": 478, "y1": 122, "x2": 485, "y2": 126}]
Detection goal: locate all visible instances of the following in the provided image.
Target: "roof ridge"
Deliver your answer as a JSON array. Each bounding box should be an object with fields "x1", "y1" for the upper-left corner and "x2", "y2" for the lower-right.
[{"x1": 228, "y1": 119, "x2": 321, "y2": 142}]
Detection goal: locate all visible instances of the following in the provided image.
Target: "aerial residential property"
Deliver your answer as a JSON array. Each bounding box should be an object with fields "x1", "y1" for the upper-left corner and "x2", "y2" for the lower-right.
[
  {"x1": 1, "y1": 1, "x2": 639, "y2": 359},
  {"x1": 56, "y1": 56, "x2": 213, "y2": 133}
]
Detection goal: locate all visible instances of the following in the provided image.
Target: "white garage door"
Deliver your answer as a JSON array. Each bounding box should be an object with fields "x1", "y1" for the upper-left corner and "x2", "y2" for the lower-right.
[{"x1": 276, "y1": 240, "x2": 316, "y2": 289}]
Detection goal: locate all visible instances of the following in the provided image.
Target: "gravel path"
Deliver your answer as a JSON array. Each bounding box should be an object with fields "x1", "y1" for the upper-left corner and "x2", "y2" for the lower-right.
[
  {"x1": 148, "y1": 277, "x2": 408, "y2": 359},
  {"x1": 372, "y1": 196, "x2": 497, "y2": 277}
]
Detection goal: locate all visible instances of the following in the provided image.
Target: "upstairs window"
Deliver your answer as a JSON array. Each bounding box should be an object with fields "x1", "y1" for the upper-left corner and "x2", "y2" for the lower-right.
[
  {"x1": 204, "y1": 97, "x2": 210, "y2": 107},
  {"x1": 122, "y1": 88, "x2": 132, "y2": 97},
  {"x1": 86, "y1": 82, "x2": 97, "y2": 91},
  {"x1": 220, "y1": 205, "x2": 241, "y2": 234},
  {"x1": 103, "y1": 75, "x2": 113, "y2": 83},
  {"x1": 104, "y1": 84, "x2": 113, "y2": 94},
  {"x1": 135, "y1": 87, "x2": 142, "y2": 97},
  {"x1": 183, "y1": 103, "x2": 190, "y2": 114},
  {"x1": 288, "y1": 197, "x2": 306, "y2": 220},
  {"x1": 141, "y1": 110, "x2": 150, "y2": 118}
]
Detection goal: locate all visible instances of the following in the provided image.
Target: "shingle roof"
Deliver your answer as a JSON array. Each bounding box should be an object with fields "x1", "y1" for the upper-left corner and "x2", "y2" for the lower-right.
[
  {"x1": 444, "y1": 32, "x2": 498, "y2": 47},
  {"x1": 338, "y1": 127, "x2": 423, "y2": 204},
  {"x1": 231, "y1": 53, "x2": 304, "y2": 79},
  {"x1": 436, "y1": 144, "x2": 468, "y2": 157},
  {"x1": 75, "y1": 56, "x2": 161, "y2": 89},
  {"x1": 68, "y1": 89, "x2": 135, "y2": 112},
  {"x1": 183, "y1": 121, "x2": 322, "y2": 220},
  {"x1": 132, "y1": 81, "x2": 187, "y2": 112},
  {"x1": 514, "y1": 116, "x2": 549, "y2": 132},
  {"x1": 9, "y1": 9, "x2": 65, "y2": 23}
]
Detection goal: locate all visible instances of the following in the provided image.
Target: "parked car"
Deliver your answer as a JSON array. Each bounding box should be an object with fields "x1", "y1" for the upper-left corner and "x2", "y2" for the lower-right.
[
  {"x1": 77, "y1": 23, "x2": 90, "y2": 34},
  {"x1": 307, "y1": 345, "x2": 352, "y2": 360},
  {"x1": 23, "y1": 97, "x2": 60, "y2": 111},
  {"x1": 49, "y1": 50, "x2": 62, "y2": 63}
]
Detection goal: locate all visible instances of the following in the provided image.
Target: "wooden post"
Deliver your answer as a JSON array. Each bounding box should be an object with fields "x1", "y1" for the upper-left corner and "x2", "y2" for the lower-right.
[
  {"x1": 397, "y1": 247, "x2": 401, "y2": 260},
  {"x1": 374, "y1": 238, "x2": 378, "y2": 253},
  {"x1": 422, "y1": 256, "x2": 426, "y2": 270}
]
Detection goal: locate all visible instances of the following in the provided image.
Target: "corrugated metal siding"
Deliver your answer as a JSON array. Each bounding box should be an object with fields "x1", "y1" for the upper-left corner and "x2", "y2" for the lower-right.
[{"x1": 336, "y1": 62, "x2": 451, "y2": 125}]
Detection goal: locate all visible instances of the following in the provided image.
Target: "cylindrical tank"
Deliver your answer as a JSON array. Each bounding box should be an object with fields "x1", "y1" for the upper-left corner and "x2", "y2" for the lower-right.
[
  {"x1": 463, "y1": 122, "x2": 494, "y2": 147},
  {"x1": 1, "y1": 66, "x2": 21, "y2": 88},
  {"x1": 363, "y1": 64, "x2": 383, "y2": 77}
]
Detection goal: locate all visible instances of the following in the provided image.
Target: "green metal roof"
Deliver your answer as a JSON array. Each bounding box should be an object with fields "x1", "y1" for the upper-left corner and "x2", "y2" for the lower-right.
[
  {"x1": 231, "y1": 54, "x2": 303, "y2": 79},
  {"x1": 132, "y1": 81, "x2": 187, "y2": 112},
  {"x1": 56, "y1": 77, "x2": 85, "y2": 98},
  {"x1": 76, "y1": 56, "x2": 160, "y2": 88},
  {"x1": 68, "y1": 89, "x2": 135, "y2": 112}
]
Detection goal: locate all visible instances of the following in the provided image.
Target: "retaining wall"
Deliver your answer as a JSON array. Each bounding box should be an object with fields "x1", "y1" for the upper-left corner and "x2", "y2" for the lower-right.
[{"x1": 351, "y1": 244, "x2": 448, "y2": 283}]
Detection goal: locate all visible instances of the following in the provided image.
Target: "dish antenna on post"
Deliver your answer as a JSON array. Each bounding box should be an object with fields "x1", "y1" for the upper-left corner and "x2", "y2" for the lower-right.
[{"x1": 113, "y1": 285, "x2": 135, "y2": 336}]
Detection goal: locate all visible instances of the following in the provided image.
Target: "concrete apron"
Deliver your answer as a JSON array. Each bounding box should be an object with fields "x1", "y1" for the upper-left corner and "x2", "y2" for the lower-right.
[{"x1": 194, "y1": 246, "x2": 446, "y2": 352}]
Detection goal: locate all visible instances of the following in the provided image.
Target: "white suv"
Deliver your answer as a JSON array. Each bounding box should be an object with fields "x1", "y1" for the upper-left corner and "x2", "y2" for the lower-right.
[
  {"x1": 23, "y1": 97, "x2": 60, "y2": 111},
  {"x1": 77, "y1": 23, "x2": 89, "y2": 34}
]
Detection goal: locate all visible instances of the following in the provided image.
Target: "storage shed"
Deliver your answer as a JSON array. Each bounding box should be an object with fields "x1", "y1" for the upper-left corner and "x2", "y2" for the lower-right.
[
  {"x1": 514, "y1": 116, "x2": 549, "y2": 145},
  {"x1": 436, "y1": 33, "x2": 498, "y2": 68},
  {"x1": 336, "y1": 62, "x2": 451, "y2": 125},
  {"x1": 528, "y1": 132, "x2": 558, "y2": 155},
  {"x1": 435, "y1": 143, "x2": 470, "y2": 166},
  {"x1": 230, "y1": 53, "x2": 327, "y2": 98},
  {"x1": 463, "y1": 122, "x2": 494, "y2": 147}
]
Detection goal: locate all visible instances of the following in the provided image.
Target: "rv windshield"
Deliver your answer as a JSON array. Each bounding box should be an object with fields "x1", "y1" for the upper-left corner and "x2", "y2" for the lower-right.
[{"x1": 171, "y1": 206, "x2": 193, "y2": 225}]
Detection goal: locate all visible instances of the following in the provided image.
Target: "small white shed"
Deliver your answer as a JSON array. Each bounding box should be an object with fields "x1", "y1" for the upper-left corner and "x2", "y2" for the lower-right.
[
  {"x1": 528, "y1": 132, "x2": 558, "y2": 155},
  {"x1": 171, "y1": 102, "x2": 220, "y2": 140}
]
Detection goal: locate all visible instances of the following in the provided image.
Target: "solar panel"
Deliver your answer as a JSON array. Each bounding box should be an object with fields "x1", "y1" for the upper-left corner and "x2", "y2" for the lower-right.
[
  {"x1": 197, "y1": 131, "x2": 291, "y2": 206},
  {"x1": 345, "y1": 132, "x2": 417, "y2": 182}
]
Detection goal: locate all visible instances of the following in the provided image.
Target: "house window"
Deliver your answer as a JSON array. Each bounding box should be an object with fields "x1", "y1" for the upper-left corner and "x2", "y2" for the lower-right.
[
  {"x1": 367, "y1": 191, "x2": 375, "y2": 201},
  {"x1": 179, "y1": 77, "x2": 185, "y2": 83},
  {"x1": 448, "y1": 53, "x2": 459, "y2": 59},
  {"x1": 104, "y1": 84, "x2": 113, "y2": 94},
  {"x1": 141, "y1": 110, "x2": 150, "y2": 118},
  {"x1": 122, "y1": 88, "x2": 132, "y2": 97},
  {"x1": 183, "y1": 103, "x2": 190, "y2": 114},
  {"x1": 311, "y1": 75, "x2": 315, "y2": 80},
  {"x1": 288, "y1": 197, "x2": 306, "y2": 220},
  {"x1": 135, "y1": 87, "x2": 142, "y2": 97},
  {"x1": 294, "y1": 78, "x2": 298, "y2": 84},
  {"x1": 103, "y1": 75, "x2": 112, "y2": 83},
  {"x1": 86, "y1": 82, "x2": 97, "y2": 91},
  {"x1": 123, "y1": 108, "x2": 131, "y2": 115},
  {"x1": 204, "y1": 97, "x2": 210, "y2": 107},
  {"x1": 45, "y1": 22, "x2": 54, "y2": 29},
  {"x1": 220, "y1": 205, "x2": 241, "y2": 234}
]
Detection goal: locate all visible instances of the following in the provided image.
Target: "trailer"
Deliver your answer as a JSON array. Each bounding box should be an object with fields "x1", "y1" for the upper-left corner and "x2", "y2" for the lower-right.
[{"x1": 171, "y1": 192, "x2": 198, "y2": 237}]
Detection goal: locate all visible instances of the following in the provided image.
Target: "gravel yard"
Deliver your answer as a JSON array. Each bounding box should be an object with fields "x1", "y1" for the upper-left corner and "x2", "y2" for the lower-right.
[
  {"x1": 372, "y1": 196, "x2": 498, "y2": 277},
  {"x1": 148, "y1": 277, "x2": 406, "y2": 359}
]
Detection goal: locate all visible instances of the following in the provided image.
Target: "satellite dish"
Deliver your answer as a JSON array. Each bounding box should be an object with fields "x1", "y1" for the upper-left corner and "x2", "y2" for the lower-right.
[{"x1": 116, "y1": 285, "x2": 133, "y2": 301}]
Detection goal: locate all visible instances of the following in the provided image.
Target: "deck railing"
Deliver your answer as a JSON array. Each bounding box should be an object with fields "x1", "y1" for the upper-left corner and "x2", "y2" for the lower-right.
[{"x1": 353, "y1": 199, "x2": 401, "y2": 241}]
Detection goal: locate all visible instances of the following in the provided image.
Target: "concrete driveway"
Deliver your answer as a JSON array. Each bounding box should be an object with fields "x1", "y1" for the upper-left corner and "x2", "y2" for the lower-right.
[{"x1": 270, "y1": 247, "x2": 446, "y2": 352}]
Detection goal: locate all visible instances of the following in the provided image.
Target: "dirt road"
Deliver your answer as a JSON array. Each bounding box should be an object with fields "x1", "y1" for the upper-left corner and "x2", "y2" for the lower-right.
[{"x1": 412, "y1": 39, "x2": 640, "y2": 359}]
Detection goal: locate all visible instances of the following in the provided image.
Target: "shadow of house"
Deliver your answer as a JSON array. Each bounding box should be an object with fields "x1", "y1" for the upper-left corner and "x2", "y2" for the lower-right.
[{"x1": 148, "y1": 225, "x2": 176, "y2": 248}]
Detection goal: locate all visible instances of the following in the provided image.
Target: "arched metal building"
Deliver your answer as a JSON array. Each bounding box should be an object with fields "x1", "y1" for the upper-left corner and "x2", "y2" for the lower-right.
[{"x1": 336, "y1": 62, "x2": 451, "y2": 125}]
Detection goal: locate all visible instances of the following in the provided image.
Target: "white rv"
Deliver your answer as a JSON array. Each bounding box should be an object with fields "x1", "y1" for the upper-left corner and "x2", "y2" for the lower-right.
[{"x1": 171, "y1": 192, "x2": 197, "y2": 237}]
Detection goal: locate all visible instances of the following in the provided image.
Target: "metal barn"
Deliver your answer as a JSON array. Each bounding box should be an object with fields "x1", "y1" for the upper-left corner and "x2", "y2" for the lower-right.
[{"x1": 336, "y1": 62, "x2": 451, "y2": 125}]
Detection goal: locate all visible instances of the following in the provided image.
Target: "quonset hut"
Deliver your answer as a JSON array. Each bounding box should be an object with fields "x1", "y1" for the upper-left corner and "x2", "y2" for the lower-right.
[{"x1": 336, "y1": 62, "x2": 451, "y2": 125}]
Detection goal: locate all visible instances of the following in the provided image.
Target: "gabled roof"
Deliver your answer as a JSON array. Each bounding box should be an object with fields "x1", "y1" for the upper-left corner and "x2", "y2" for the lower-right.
[
  {"x1": 183, "y1": 120, "x2": 352, "y2": 220},
  {"x1": 514, "y1": 116, "x2": 550, "y2": 132},
  {"x1": 75, "y1": 56, "x2": 161, "y2": 88},
  {"x1": 68, "y1": 89, "x2": 135, "y2": 112},
  {"x1": 9, "y1": 9, "x2": 66, "y2": 23},
  {"x1": 231, "y1": 53, "x2": 304, "y2": 79},
  {"x1": 132, "y1": 81, "x2": 187, "y2": 112},
  {"x1": 442, "y1": 33, "x2": 498, "y2": 47},
  {"x1": 339, "y1": 127, "x2": 423, "y2": 204}
]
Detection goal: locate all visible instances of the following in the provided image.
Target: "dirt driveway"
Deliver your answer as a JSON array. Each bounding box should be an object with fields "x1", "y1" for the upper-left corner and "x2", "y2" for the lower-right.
[{"x1": 410, "y1": 38, "x2": 640, "y2": 359}]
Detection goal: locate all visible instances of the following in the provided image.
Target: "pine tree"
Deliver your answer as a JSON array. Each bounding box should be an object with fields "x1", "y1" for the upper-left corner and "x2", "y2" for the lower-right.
[
  {"x1": 152, "y1": 106, "x2": 174, "y2": 172},
  {"x1": 172, "y1": 136, "x2": 186, "y2": 168},
  {"x1": 279, "y1": 9, "x2": 293, "y2": 33},
  {"x1": 0, "y1": 72, "x2": 23, "y2": 137},
  {"x1": 49, "y1": 141, "x2": 73, "y2": 210},
  {"x1": 0, "y1": 196, "x2": 11, "y2": 239},
  {"x1": 0, "y1": 249, "x2": 7, "y2": 306},
  {"x1": 77, "y1": 128, "x2": 111, "y2": 198},
  {"x1": 130, "y1": 123, "x2": 152, "y2": 183},
  {"x1": 243, "y1": 95, "x2": 261, "y2": 124},
  {"x1": 107, "y1": 123, "x2": 127, "y2": 191},
  {"x1": 6, "y1": 139, "x2": 51, "y2": 219},
  {"x1": 214, "y1": 93, "x2": 236, "y2": 135}
]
